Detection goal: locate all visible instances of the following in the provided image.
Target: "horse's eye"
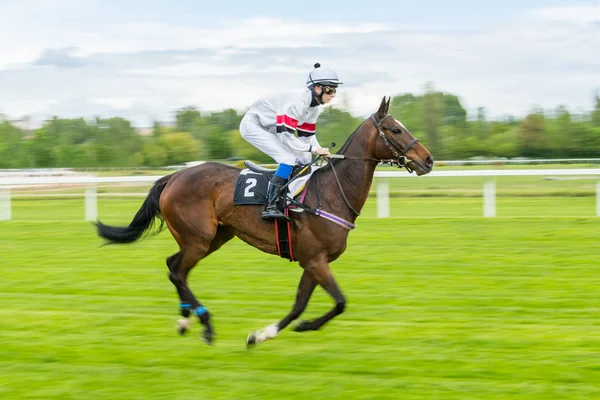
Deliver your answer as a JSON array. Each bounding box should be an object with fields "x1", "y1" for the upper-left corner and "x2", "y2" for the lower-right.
[{"x1": 391, "y1": 128, "x2": 402, "y2": 134}]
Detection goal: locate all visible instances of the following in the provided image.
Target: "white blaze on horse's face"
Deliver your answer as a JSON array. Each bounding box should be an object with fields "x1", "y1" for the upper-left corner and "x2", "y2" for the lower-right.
[
  {"x1": 394, "y1": 118, "x2": 408, "y2": 131},
  {"x1": 391, "y1": 118, "x2": 411, "y2": 154}
]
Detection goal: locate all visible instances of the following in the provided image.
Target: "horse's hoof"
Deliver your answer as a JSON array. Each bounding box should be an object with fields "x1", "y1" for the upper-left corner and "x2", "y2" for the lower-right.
[
  {"x1": 201, "y1": 329, "x2": 214, "y2": 345},
  {"x1": 176, "y1": 318, "x2": 189, "y2": 336},
  {"x1": 293, "y1": 320, "x2": 313, "y2": 332},
  {"x1": 246, "y1": 331, "x2": 258, "y2": 349}
]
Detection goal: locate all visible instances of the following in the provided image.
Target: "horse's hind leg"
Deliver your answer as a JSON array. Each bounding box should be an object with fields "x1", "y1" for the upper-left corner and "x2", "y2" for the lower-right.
[
  {"x1": 165, "y1": 252, "x2": 190, "y2": 334},
  {"x1": 168, "y1": 248, "x2": 212, "y2": 342},
  {"x1": 167, "y1": 226, "x2": 235, "y2": 344}
]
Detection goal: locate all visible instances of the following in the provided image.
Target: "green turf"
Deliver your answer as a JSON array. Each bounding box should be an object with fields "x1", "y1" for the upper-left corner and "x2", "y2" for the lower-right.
[{"x1": 1, "y1": 191, "x2": 600, "y2": 399}]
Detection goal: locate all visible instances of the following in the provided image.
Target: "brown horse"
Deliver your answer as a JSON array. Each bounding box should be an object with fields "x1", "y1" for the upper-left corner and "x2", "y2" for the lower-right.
[{"x1": 95, "y1": 96, "x2": 433, "y2": 347}]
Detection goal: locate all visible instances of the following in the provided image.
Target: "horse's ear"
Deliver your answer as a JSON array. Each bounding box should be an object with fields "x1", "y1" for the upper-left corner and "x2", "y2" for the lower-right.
[
  {"x1": 377, "y1": 96, "x2": 387, "y2": 117},
  {"x1": 385, "y1": 96, "x2": 391, "y2": 113}
]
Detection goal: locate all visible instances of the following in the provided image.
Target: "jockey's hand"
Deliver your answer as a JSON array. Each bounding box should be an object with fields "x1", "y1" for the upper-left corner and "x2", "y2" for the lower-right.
[{"x1": 315, "y1": 147, "x2": 331, "y2": 158}]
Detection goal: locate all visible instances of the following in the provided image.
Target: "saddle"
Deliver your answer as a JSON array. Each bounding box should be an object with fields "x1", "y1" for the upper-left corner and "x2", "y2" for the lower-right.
[
  {"x1": 243, "y1": 161, "x2": 313, "y2": 181},
  {"x1": 243, "y1": 161, "x2": 277, "y2": 175},
  {"x1": 233, "y1": 161, "x2": 319, "y2": 262},
  {"x1": 233, "y1": 161, "x2": 316, "y2": 206}
]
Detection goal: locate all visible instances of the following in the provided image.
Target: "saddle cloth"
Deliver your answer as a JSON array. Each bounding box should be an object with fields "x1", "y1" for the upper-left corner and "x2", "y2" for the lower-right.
[
  {"x1": 233, "y1": 165, "x2": 320, "y2": 206},
  {"x1": 232, "y1": 163, "x2": 321, "y2": 263}
]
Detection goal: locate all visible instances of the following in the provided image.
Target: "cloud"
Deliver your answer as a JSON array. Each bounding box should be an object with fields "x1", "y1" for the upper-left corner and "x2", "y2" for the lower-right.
[
  {"x1": 34, "y1": 47, "x2": 87, "y2": 68},
  {"x1": 524, "y1": 4, "x2": 600, "y2": 24},
  {"x1": 0, "y1": 5, "x2": 598, "y2": 127}
]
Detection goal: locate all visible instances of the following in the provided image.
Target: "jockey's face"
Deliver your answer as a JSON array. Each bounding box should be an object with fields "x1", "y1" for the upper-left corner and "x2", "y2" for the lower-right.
[{"x1": 315, "y1": 85, "x2": 336, "y2": 104}]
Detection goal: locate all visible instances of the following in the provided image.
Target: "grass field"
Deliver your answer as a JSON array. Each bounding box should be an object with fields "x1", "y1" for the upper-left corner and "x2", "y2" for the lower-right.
[{"x1": 1, "y1": 185, "x2": 600, "y2": 398}]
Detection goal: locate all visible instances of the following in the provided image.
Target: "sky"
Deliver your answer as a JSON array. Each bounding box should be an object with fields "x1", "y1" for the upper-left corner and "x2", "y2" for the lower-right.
[{"x1": 0, "y1": 0, "x2": 599, "y2": 127}]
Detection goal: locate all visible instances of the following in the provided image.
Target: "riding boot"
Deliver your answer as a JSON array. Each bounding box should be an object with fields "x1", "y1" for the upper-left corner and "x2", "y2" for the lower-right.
[{"x1": 261, "y1": 175, "x2": 290, "y2": 221}]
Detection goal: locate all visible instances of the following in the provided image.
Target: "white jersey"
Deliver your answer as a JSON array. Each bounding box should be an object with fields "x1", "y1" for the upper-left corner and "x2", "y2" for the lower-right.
[{"x1": 246, "y1": 88, "x2": 323, "y2": 154}]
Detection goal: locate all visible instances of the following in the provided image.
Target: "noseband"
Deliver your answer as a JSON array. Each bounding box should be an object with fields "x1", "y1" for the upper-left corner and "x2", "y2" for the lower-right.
[{"x1": 370, "y1": 114, "x2": 419, "y2": 172}]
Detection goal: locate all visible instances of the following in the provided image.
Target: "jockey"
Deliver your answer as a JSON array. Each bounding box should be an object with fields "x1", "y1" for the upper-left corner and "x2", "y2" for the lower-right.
[{"x1": 239, "y1": 62, "x2": 342, "y2": 221}]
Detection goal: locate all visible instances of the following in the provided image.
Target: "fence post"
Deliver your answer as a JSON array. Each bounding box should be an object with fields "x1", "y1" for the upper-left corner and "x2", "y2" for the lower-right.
[
  {"x1": 0, "y1": 187, "x2": 11, "y2": 221},
  {"x1": 377, "y1": 181, "x2": 390, "y2": 218},
  {"x1": 483, "y1": 180, "x2": 496, "y2": 217},
  {"x1": 597, "y1": 182, "x2": 600, "y2": 217},
  {"x1": 85, "y1": 184, "x2": 97, "y2": 221}
]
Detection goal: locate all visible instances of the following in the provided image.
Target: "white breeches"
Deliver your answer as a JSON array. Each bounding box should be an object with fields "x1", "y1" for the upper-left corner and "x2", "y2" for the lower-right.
[{"x1": 239, "y1": 113, "x2": 312, "y2": 165}]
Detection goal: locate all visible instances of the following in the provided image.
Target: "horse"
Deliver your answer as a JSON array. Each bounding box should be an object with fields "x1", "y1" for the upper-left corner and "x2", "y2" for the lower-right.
[{"x1": 95, "y1": 96, "x2": 434, "y2": 347}]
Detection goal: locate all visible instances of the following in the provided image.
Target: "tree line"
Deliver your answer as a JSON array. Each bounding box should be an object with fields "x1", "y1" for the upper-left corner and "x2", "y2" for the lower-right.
[{"x1": 1, "y1": 84, "x2": 599, "y2": 169}]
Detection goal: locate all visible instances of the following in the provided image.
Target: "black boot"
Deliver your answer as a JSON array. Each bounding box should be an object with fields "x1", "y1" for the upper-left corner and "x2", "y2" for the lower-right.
[{"x1": 261, "y1": 175, "x2": 289, "y2": 221}]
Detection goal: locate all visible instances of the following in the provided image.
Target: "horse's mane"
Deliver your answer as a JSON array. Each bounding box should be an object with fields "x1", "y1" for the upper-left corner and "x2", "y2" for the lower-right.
[
  {"x1": 317, "y1": 116, "x2": 370, "y2": 174},
  {"x1": 336, "y1": 118, "x2": 368, "y2": 154}
]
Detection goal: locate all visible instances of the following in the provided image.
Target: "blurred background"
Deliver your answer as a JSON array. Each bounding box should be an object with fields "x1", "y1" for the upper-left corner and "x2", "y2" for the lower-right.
[
  {"x1": 1, "y1": 1, "x2": 600, "y2": 399},
  {"x1": 1, "y1": 0, "x2": 599, "y2": 169}
]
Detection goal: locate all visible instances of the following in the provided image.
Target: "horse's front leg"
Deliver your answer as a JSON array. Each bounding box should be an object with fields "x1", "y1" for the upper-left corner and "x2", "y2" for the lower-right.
[
  {"x1": 246, "y1": 270, "x2": 317, "y2": 348},
  {"x1": 293, "y1": 257, "x2": 346, "y2": 332}
]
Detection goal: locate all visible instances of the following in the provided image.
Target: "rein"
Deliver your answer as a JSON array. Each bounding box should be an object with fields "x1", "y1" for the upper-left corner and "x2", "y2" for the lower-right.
[
  {"x1": 325, "y1": 114, "x2": 420, "y2": 170},
  {"x1": 322, "y1": 113, "x2": 421, "y2": 216},
  {"x1": 288, "y1": 113, "x2": 421, "y2": 229}
]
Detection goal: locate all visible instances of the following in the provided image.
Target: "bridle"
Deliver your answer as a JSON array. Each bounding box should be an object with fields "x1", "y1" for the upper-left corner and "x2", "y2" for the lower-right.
[
  {"x1": 326, "y1": 113, "x2": 421, "y2": 172},
  {"x1": 370, "y1": 113, "x2": 419, "y2": 173},
  {"x1": 311, "y1": 113, "x2": 422, "y2": 218}
]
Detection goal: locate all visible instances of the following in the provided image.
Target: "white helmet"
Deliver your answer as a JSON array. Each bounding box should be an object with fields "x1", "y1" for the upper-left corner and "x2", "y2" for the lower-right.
[{"x1": 306, "y1": 63, "x2": 343, "y2": 88}]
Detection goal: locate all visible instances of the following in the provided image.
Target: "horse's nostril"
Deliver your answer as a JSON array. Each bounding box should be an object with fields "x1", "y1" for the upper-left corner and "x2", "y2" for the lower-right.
[{"x1": 425, "y1": 156, "x2": 434, "y2": 168}]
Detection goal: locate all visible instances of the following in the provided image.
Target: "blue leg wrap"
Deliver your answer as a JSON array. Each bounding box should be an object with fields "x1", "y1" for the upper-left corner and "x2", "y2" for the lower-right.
[
  {"x1": 180, "y1": 303, "x2": 192, "y2": 317},
  {"x1": 195, "y1": 306, "x2": 208, "y2": 316},
  {"x1": 275, "y1": 163, "x2": 293, "y2": 179}
]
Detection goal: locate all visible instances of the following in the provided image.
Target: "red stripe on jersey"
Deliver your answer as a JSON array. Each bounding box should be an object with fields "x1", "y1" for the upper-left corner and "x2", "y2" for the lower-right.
[
  {"x1": 297, "y1": 122, "x2": 316, "y2": 133},
  {"x1": 276, "y1": 114, "x2": 298, "y2": 129}
]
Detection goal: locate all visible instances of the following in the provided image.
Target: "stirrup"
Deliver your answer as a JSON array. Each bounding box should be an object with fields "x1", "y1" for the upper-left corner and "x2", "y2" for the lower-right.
[{"x1": 261, "y1": 204, "x2": 290, "y2": 221}]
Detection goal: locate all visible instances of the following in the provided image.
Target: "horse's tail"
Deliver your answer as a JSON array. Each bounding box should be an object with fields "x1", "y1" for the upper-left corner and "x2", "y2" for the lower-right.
[{"x1": 95, "y1": 174, "x2": 173, "y2": 244}]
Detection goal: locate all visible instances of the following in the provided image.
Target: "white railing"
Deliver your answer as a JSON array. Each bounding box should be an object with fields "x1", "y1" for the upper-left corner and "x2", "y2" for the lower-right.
[
  {"x1": 2, "y1": 169, "x2": 600, "y2": 221},
  {"x1": 435, "y1": 158, "x2": 600, "y2": 166},
  {"x1": 375, "y1": 168, "x2": 600, "y2": 218}
]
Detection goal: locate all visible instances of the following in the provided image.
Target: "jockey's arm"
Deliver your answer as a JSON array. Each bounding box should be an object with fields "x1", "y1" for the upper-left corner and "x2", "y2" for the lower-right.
[
  {"x1": 277, "y1": 101, "x2": 320, "y2": 154},
  {"x1": 278, "y1": 130, "x2": 315, "y2": 153},
  {"x1": 307, "y1": 134, "x2": 321, "y2": 151}
]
